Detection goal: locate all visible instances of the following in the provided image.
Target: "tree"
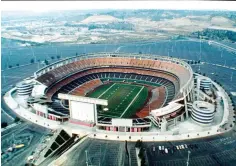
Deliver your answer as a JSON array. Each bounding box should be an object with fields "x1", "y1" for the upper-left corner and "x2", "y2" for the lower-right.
[
  {"x1": 14, "y1": 117, "x2": 20, "y2": 123},
  {"x1": 8, "y1": 65, "x2": 12, "y2": 69},
  {"x1": 30, "y1": 59, "x2": 35, "y2": 64},
  {"x1": 76, "y1": 52, "x2": 78, "y2": 56},
  {"x1": 57, "y1": 55, "x2": 61, "y2": 59},
  {"x1": 51, "y1": 56, "x2": 55, "y2": 60},
  {"x1": 135, "y1": 140, "x2": 142, "y2": 148},
  {"x1": 44, "y1": 59, "x2": 49, "y2": 65},
  {"x1": 141, "y1": 157, "x2": 146, "y2": 166},
  {"x1": 1, "y1": 122, "x2": 8, "y2": 128},
  {"x1": 139, "y1": 51, "x2": 142, "y2": 54},
  {"x1": 138, "y1": 147, "x2": 144, "y2": 159},
  {"x1": 16, "y1": 64, "x2": 19, "y2": 67}
]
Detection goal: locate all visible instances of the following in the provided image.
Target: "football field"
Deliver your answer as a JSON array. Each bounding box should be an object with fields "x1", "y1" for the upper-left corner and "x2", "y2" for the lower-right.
[{"x1": 87, "y1": 83, "x2": 148, "y2": 118}]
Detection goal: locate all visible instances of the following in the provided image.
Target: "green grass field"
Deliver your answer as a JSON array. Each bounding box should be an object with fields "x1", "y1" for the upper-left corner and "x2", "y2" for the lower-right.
[
  {"x1": 101, "y1": 78, "x2": 161, "y2": 87},
  {"x1": 87, "y1": 83, "x2": 148, "y2": 118}
]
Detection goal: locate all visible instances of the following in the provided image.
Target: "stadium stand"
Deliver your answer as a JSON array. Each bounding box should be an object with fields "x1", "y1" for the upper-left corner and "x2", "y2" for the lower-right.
[
  {"x1": 69, "y1": 79, "x2": 103, "y2": 96},
  {"x1": 136, "y1": 86, "x2": 166, "y2": 118},
  {"x1": 37, "y1": 57, "x2": 189, "y2": 93},
  {"x1": 34, "y1": 55, "x2": 192, "y2": 124}
]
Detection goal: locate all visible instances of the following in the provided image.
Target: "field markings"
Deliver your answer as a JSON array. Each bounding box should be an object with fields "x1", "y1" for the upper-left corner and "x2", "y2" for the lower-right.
[
  {"x1": 114, "y1": 87, "x2": 135, "y2": 111},
  {"x1": 120, "y1": 86, "x2": 145, "y2": 118},
  {"x1": 98, "y1": 83, "x2": 116, "y2": 99}
]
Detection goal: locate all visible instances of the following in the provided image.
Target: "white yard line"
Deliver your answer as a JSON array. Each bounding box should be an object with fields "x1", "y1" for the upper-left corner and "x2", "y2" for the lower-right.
[
  {"x1": 98, "y1": 83, "x2": 116, "y2": 99},
  {"x1": 120, "y1": 86, "x2": 144, "y2": 118}
]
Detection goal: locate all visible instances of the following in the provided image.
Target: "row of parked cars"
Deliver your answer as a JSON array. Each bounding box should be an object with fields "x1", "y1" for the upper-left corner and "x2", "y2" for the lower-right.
[{"x1": 153, "y1": 144, "x2": 199, "y2": 154}]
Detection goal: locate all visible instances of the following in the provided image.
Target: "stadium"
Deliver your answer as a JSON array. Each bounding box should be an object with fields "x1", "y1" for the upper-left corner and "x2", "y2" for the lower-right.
[{"x1": 4, "y1": 52, "x2": 233, "y2": 141}]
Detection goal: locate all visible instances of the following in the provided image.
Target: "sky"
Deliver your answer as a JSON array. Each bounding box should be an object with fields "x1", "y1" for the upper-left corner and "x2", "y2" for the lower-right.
[{"x1": 1, "y1": 1, "x2": 236, "y2": 12}]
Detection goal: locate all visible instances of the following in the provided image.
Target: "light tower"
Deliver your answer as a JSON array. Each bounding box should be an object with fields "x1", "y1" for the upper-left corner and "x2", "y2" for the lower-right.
[{"x1": 186, "y1": 150, "x2": 191, "y2": 166}]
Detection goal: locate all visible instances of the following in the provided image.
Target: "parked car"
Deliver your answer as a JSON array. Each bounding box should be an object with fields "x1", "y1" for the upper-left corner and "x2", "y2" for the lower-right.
[
  {"x1": 165, "y1": 148, "x2": 168, "y2": 154},
  {"x1": 184, "y1": 144, "x2": 188, "y2": 148},
  {"x1": 162, "y1": 146, "x2": 165, "y2": 150}
]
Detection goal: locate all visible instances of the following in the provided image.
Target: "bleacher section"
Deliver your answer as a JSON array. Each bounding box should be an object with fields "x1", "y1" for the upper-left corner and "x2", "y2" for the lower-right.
[
  {"x1": 54, "y1": 72, "x2": 175, "y2": 103},
  {"x1": 34, "y1": 55, "x2": 192, "y2": 123},
  {"x1": 45, "y1": 70, "x2": 175, "y2": 119},
  {"x1": 136, "y1": 86, "x2": 166, "y2": 118},
  {"x1": 69, "y1": 79, "x2": 103, "y2": 96},
  {"x1": 37, "y1": 57, "x2": 190, "y2": 96},
  {"x1": 46, "y1": 67, "x2": 177, "y2": 101}
]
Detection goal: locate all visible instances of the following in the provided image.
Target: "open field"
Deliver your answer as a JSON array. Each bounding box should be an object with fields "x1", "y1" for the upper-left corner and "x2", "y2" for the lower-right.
[{"x1": 87, "y1": 83, "x2": 148, "y2": 118}]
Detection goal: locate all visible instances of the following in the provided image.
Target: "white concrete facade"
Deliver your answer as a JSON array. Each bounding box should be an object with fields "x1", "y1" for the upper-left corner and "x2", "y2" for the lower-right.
[
  {"x1": 3, "y1": 52, "x2": 234, "y2": 142},
  {"x1": 4, "y1": 74, "x2": 234, "y2": 142}
]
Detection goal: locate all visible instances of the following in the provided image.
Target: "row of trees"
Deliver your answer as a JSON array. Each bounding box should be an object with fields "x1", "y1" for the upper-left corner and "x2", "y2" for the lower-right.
[
  {"x1": 187, "y1": 60, "x2": 201, "y2": 65},
  {"x1": 7, "y1": 52, "x2": 89, "y2": 69},
  {"x1": 7, "y1": 55, "x2": 62, "y2": 69},
  {"x1": 192, "y1": 29, "x2": 236, "y2": 42}
]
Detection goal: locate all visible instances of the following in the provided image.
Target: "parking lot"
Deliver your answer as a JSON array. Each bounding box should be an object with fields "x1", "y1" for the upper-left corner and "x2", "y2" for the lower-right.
[
  {"x1": 60, "y1": 138, "x2": 130, "y2": 166},
  {"x1": 59, "y1": 129, "x2": 236, "y2": 166},
  {"x1": 144, "y1": 130, "x2": 236, "y2": 166}
]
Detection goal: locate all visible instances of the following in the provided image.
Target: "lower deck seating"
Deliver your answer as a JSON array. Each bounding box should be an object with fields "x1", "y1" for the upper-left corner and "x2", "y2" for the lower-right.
[
  {"x1": 48, "y1": 71, "x2": 175, "y2": 118},
  {"x1": 136, "y1": 86, "x2": 166, "y2": 118},
  {"x1": 47, "y1": 67, "x2": 178, "y2": 100},
  {"x1": 69, "y1": 79, "x2": 103, "y2": 96}
]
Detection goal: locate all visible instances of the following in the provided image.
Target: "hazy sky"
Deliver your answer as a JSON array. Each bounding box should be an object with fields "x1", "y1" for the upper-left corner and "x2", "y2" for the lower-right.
[{"x1": 1, "y1": 1, "x2": 236, "y2": 12}]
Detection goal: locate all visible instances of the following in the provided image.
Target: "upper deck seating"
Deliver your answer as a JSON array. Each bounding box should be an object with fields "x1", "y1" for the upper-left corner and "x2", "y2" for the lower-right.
[{"x1": 36, "y1": 57, "x2": 190, "y2": 94}]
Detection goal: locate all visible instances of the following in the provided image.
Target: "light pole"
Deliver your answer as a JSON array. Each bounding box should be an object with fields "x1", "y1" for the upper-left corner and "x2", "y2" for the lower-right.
[
  {"x1": 199, "y1": 36, "x2": 202, "y2": 61},
  {"x1": 231, "y1": 72, "x2": 233, "y2": 82},
  {"x1": 187, "y1": 150, "x2": 191, "y2": 166},
  {"x1": 85, "y1": 150, "x2": 89, "y2": 166}
]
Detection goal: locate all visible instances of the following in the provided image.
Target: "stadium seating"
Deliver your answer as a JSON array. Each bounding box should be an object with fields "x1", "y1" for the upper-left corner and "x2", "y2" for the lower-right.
[
  {"x1": 37, "y1": 56, "x2": 191, "y2": 120},
  {"x1": 46, "y1": 67, "x2": 178, "y2": 100},
  {"x1": 70, "y1": 79, "x2": 103, "y2": 96},
  {"x1": 136, "y1": 86, "x2": 166, "y2": 118},
  {"x1": 37, "y1": 57, "x2": 189, "y2": 91},
  {"x1": 48, "y1": 70, "x2": 176, "y2": 117}
]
